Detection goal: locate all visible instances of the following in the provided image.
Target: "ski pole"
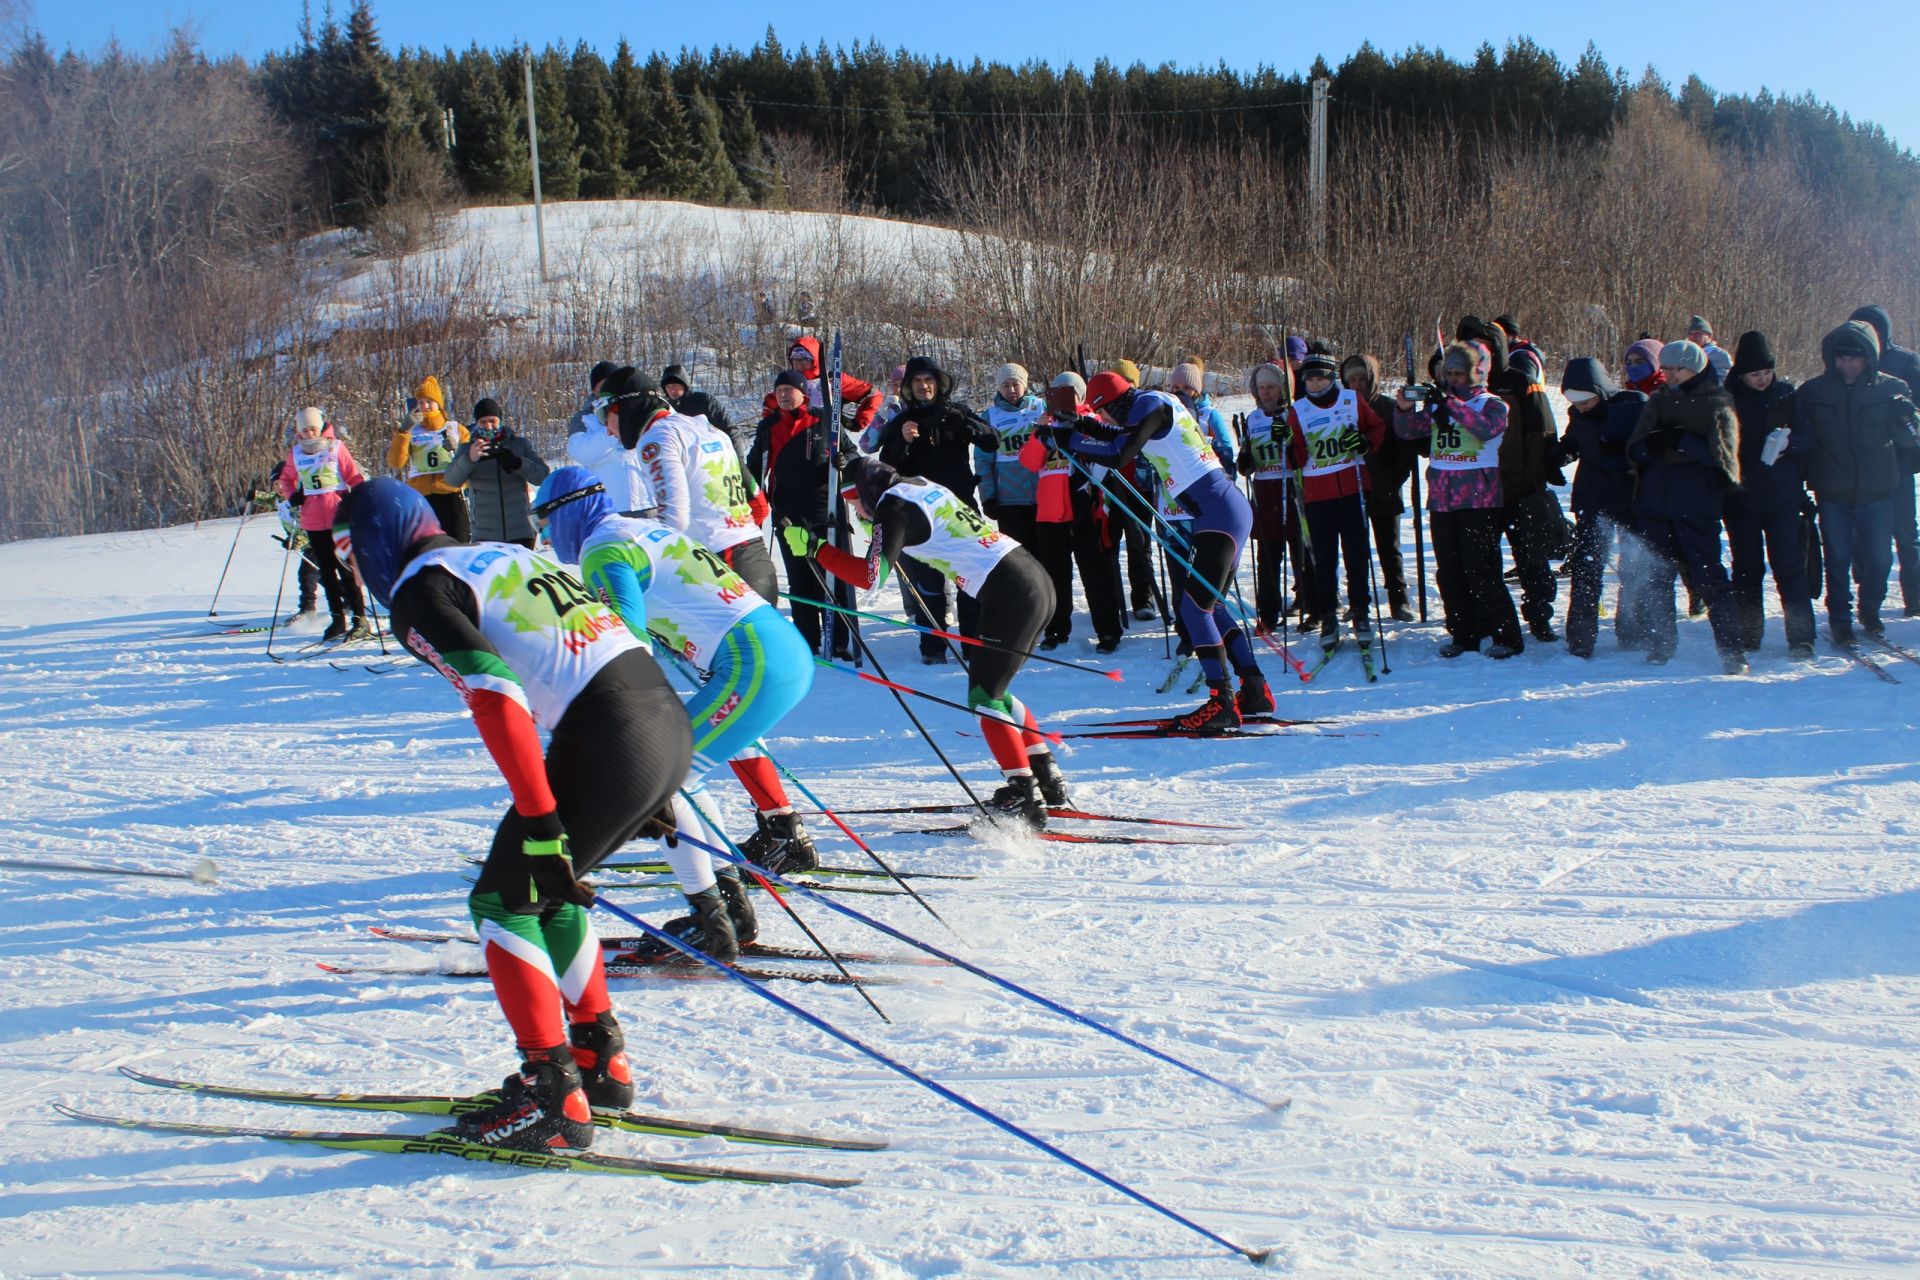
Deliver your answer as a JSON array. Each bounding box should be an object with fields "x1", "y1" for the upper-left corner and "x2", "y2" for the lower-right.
[
  {"x1": 896, "y1": 565, "x2": 971, "y2": 668},
  {"x1": 262, "y1": 536, "x2": 296, "y2": 662},
  {"x1": 593, "y1": 895, "x2": 1272, "y2": 1266},
  {"x1": 676, "y1": 788, "x2": 890, "y2": 1023},
  {"x1": 207, "y1": 495, "x2": 257, "y2": 617},
  {"x1": 811, "y1": 658, "x2": 1064, "y2": 744},
  {"x1": 670, "y1": 830, "x2": 1288, "y2": 1113},
  {"x1": 783, "y1": 594, "x2": 1122, "y2": 680},
  {"x1": 0, "y1": 856, "x2": 218, "y2": 883},
  {"x1": 1355, "y1": 482, "x2": 1391, "y2": 675}
]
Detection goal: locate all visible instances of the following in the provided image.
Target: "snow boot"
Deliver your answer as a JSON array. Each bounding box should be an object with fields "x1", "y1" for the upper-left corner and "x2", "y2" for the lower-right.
[
  {"x1": 1788, "y1": 641, "x2": 1816, "y2": 662},
  {"x1": 441, "y1": 1046, "x2": 595, "y2": 1152},
  {"x1": 1529, "y1": 618, "x2": 1559, "y2": 643},
  {"x1": 1176, "y1": 682, "x2": 1242, "y2": 735},
  {"x1": 282, "y1": 605, "x2": 319, "y2": 627},
  {"x1": 568, "y1": 1011, "x2": 634, "y2": 1113},
  {"x1": 1437, "y1": 638, "x2": 1473, "y2": 659},
  {"x1": 739, "y1": 810, "x2": 818, "y2": 877},
  {"x1": 1030, "y1": 752, "x2": 1071, "y2": 808},
  {"x1": 1236, "y1": 670, "x2": 1275, "y2": 716},
  {"x1": 1719, "y1": 649, "x2": 1750, "y2": 676},
  {"x1": 715, "y1": 871, "x2": 758, "y2": 947},
  {"x1": 1486, "y1": 642, "x2": 1520, "y2": 660},
  {"x1": 984, "y1": 773, "x2": 1047, "y2": 830},
  {"x1": 321, "y1": 613, "x2": 349, "y2": 642}
]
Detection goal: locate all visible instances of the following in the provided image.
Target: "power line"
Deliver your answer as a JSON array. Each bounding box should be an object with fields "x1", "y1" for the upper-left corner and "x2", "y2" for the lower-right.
[{"x1": 656, "y1": 87, "x2": 1323, "y2": 120}]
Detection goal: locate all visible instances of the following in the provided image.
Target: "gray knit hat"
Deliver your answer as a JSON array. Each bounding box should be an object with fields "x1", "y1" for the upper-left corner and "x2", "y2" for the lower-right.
[{"x1": 1660, "y1": 340, "x2": 1708, "y2": 375}]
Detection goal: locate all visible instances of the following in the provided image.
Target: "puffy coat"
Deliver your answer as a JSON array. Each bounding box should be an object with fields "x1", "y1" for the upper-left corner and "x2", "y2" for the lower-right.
[{"x1": 1783, "y1": 320, "x2": 1920, "y2": 505}]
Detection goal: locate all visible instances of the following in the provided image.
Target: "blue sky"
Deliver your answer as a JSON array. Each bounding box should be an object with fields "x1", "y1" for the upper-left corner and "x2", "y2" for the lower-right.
[{"x1": 21, "y1": 0, "x2": 1920, "y2": 153}]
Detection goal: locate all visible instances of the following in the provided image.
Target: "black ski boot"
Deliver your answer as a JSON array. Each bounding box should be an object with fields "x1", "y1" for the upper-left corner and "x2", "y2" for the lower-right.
[
  {"x1": 568, "y1": 1010, "x2": 634, "y2": 1112},
  {"x1": 346, "y1": 615, "x2": 374, "y2": 641},
  {"x1": 1236, "y1": 669, "x2": 1275, "y2": 716},
  {"x1": 715, "y1": 872, "x2": 758, "y2": 947},
  {"x1": 1176, "y1": 682, "x2": 1242, "y2": 735},
  {"x1": 984, "y1": 773, "x2": 1047, "y2": 830},
  {"x1": 739, "y1": 810, "x2": 818, "y2": 876},
  {"x1": 1030, "y1": 752, "x2": 1071, "y2": 808},
  {"x1": 628, "y1": 886, "x2": 740, "y2": 964},
  {"x1": 440, "y1": 1045, "x2": 596, "y2": 1151},
  {"x1": 322, "y1": 613, "x2": 349, "y2": 642}
]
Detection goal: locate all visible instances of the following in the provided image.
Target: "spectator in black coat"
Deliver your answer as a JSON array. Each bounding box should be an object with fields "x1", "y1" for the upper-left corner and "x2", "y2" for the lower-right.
[
  {"x1": 1627, "y1": 341, "x2": 1746, "y2": 671},
  {"x1": 1848, "y1": 305, "x2": 1920, "y2": 616},
  {"x1": 1557, "y1": 358, "x2": 1648, "y2": 657},
  {"x1": 1722, "y1": 332, "x2": 1815, "y2": 658},
  {"x1": 1342, "y1": 352, "x2": 1418, "y2": 620}
]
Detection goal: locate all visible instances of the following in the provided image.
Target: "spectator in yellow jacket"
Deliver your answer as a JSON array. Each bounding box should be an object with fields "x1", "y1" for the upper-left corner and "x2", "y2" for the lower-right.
[{"x1": 387, "y1": 375, "x2": 472, "y2": 541}]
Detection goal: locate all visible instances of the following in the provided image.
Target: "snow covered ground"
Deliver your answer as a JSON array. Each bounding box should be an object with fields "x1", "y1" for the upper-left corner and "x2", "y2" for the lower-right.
[{"x1": 3, "y1": 513, "x2": 1919, "y2": 1279}]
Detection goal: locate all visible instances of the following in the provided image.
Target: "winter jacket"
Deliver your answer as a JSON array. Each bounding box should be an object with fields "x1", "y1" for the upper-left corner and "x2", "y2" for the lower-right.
[
  {"x1": 1777, "y1": 320, "x2": 1920, "y2": 506},
  {"x1": 1557, "y1": 358, "x2": 1644, "y2": 518},
  {"x1": 443, "y1": 426, "x2": 551, "y2": 542},
  {"x1": 759, "y1": 334, "x2": 883, "y2": 430},
  {"x1": 747, "y1": 401, "x2": 854, "y2": 529},
  {"x1": 1721, "y1": 374, "x2": 1806, "y2": 517},
  {"x1": 1495, "y1": 376, "x2": 1565, "y2": 497},
  {"x1": 385, "y1": 376, "x2": 469, "y2": 497},
  {"x1": 1848, "y1": 305, "x2": 1920, "y2": 402},
  {"x1": 277, "y1": 439, "x2": 367, "y2": 532},
  {"x1": 975, "y1": 392, "x2": 1046, "y2": 509},
  {"x1": 1395, "y1": 386, "x2": 1508, "y2": 514},
  {"x1": 1699, "y1": 340, "x2": 1732, "y2": 383},
  {"x1": 1628, "y1": 371, "x2": 1741, "y2": 520},
  {"x1": 874, "y1": 356, "x2": 996, "y2": 507},
  {"x1": 1343, "y1": 354, "x2": 1419, "y2": 515}
]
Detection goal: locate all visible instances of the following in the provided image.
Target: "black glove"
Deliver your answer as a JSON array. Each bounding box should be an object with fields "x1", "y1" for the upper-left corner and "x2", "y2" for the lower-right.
[
  {"x1": 1219, "y1": 458, "x2": 1237, "y2": 481},
  {"x1": 981, "y1": 498, "x2": 1002, "y2": 522},
  {"x1": 287, "y1": 489, "x2": 305, "y2": 508},
  {"x1": 495, "y1": 448, "x2": 522, "y2": 472},
  {"x1": 640, "y1": 800, "x2": 679, "y2": 848},
  {"x1": 519, "y1": 812, "x2": 594, "y2": 909}
]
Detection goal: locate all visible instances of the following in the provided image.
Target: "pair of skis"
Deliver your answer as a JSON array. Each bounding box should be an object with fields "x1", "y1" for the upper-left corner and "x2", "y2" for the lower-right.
[
  {"x1": 1840, "y1": 630, "x2": 1918, "y2": 682},
  {"x1": 59, "y1": 1065, "x2": 878, "y2": 1185}
]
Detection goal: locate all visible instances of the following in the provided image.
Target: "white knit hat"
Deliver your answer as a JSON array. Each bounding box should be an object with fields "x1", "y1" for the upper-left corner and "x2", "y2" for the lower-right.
[{"x1": 994, "y1": 363, "x2": 1030, "y2": 392}]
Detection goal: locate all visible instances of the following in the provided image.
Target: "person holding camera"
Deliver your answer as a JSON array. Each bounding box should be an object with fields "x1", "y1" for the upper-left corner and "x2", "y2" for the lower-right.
[
  {"x1": 1557, "y1": 358, "x2": 1649, "y2": 658},
  {"x1": 1721, "y1": 332, "x2": 1815, "y2": 659},
  {"x1": 386, "y1": 376, "x2": 471, "y2": 543},
  {"x1": 445, "y1": 397, "x2": 550, "y2": 549},
  {"x1": 748, "y1": 369, "x2": 857, "y2": 658},
  {"x1": 874, "y1": 354, "x2": 999, "y2": 660}
]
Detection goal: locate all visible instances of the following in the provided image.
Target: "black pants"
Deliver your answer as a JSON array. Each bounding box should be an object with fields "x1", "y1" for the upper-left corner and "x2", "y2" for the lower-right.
[
  {"x1": 722, "y1": 538, "x2": 780, "y2": 607},
  {"x1": 1725, "y1": 506, "x2": 1815, "y2": 650},
  {"x1": 1027, "y1": 517, "x2": 1077, "y2": 643},
  {"x1": 474, "y1": 675, "x2": 692, "y2": 902},
  {"x1": 967, "y1": 552, "x2": 1054, "y2": 701},
  {"x1": 900, "y1": 555, "x2": 980, "y2": 658},
  {"x1": 1113, "y1": 487, "x2": 1160, "y2": 613},
  {"x1": 1072, "y1": 487, "x2": 1125, "y2": 643},
  {"x1": 1251, "y1": 480, "x2": 1315, "y2": 630},
  {"x1": 426, "y1": 491, "x2": 472, "y2": 543},
  {"x1": 1633, "y1": 514, "x2": 1741, "y2": 657},
  {"x1": 1431, "y1": 506, "x2": 1521, "y2": 650},
  {"x1": 1504, "y1": 488, "x2": 1559, "y2": 628},
  {"x1": 309, "y1": 530, "x2": 365, "y2": 619},
  {"x1": 1566, "y1": 511, "x2": 1628, "y2": 657},
  {"x1": 297, "y1": 546, "x2": 320, "y2": 611},
  {"x1": 779, "y1": 523, "x2": 854, "y2": 659},
  {"x1": 1368, "y1": 502, "x2": 1408, "y2": 608},
  {"x1": 995, "y1": 504, "x2": 1038, "y2": 549},
  {"x1": 1307, "y1": 495, "x2": 1372, "y2": 630}
]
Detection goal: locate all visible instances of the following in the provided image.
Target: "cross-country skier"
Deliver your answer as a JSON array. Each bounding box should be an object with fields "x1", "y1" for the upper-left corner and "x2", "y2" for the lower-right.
[
  {"x1": 632, "y1": 387, "x2": 780, "y2": 606},
  {"x1": 340, "y1": 478, "x2": 691, "y2": 1154},
  {"x1": 533, "y1": 465, "x2": 823, "y2": 880},
  {"x1": 782, "y1": 454, "x2": 1071, "y2": 827},
  {"x1": 1062, "y1": 373, "x2": 1272, "y2": 733},
  {"x1": 1287, "y1": 342, "x2": 1389, "y2": 651}
]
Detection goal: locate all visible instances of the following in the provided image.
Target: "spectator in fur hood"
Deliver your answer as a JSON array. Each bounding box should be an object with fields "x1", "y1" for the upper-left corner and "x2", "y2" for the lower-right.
[{"x1": 387, "y1": 376, "x2": 471, "y2": 542}]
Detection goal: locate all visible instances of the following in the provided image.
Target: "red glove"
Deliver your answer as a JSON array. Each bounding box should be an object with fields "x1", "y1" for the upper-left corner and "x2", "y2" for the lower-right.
[{"x1": 749, "y1": 491, "x2": 771, "y2": 526}]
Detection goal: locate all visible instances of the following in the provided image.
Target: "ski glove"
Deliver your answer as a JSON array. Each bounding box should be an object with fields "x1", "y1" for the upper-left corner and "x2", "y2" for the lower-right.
[
  {"x1": 495, "y1": 448, "x2": 523, "y2": 472},
  {"x1": 781, "y1": 525, "x2": 820, "y2": 559},
  {"x1": 749, "y1": 491, "x2": 770, "y2": 525},
  {"x1": 521, "y1": 816, "x2": 595, "y2": 908}
]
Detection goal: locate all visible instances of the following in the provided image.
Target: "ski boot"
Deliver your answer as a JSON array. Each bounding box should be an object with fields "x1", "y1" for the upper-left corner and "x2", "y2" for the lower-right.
[
  {"x1": 345, "y1": 615, "x2": 374, "y2": 642},
  {"x1": 1176, "y1": 682, "x2": 1242, "y2": 735},
  {"x1": 282, "y1": 605, "x2": 319, "y2": 627},
  {"x1": 627, "y1": 887, "x2": 740, "y2": 964},
  {"x1": 569, "y1": 1010, "x2": 634, "y2": 1112},
  {"x1": 716, "y1": 871, "x2": 758, "y2": 947},
  {"x1": 739, "y1": 810, "x2": 818, "y2": 877},
  {"x1": 1030, "y1": 752, "x2": 1071, "y2": 808},
  {"x1": 321, "y1": 613, "x2": 350, "y2": 642},
  {"x1": 1236, "y1": 669, "x2": 1275, "y2": 717},
  {"x1": 984, "y1": 773, "x2": 1047, "y2": 830},
  {"x1": 440, "y1": 1045, "x2": 595, "y2": 1152}
]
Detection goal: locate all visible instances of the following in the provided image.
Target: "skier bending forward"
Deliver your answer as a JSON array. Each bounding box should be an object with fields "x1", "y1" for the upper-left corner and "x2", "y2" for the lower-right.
[
  {"x1": 342, "y1": 477, "x2": 690, "y2": 1154},
  {"x1": 783, "y1": 454, "x2": 1071, "y2": 828}
]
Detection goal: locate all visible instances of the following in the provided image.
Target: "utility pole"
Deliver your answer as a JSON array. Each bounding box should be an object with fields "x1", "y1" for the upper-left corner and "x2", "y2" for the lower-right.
[
  {"x1": 523, "y1": 48, "x2": 548, "y2": 282},
  {"x1": 1309, "y1": 77, "x2": 1330, "y2": 255}
]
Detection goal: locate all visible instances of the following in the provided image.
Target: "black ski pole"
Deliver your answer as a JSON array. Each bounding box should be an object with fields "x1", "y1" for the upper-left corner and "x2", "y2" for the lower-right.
[
  {"x1": 262, "y1": 536, "x2": 295, "y2": 662},
  {"x1": 897, "y1": 567, "x2": 969, "y2": 669},
  {"x1": 1356, "y1": 481, "x2": 1391, "y2": 675},
  {"x1": 207, "y1": 494, "x2": 257, "y2": 617}
]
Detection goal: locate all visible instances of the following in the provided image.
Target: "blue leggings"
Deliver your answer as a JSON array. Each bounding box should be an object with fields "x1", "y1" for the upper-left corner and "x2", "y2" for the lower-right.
[
  {"x1": 683, "y1": 605, "x2": 815, "y2": 779},
  {"x1": 1171, "y1": 471, "x2": 1258, "y2": 679}
]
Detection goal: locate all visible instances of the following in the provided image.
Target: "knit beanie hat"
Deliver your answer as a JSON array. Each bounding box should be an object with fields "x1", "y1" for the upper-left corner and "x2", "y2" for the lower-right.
[
  {"x1": 1170, "y1": 361, "x2": 1206, "y2": 393},
  {"x1": 294, "y1": 406, "x2": 326, "y2": 433},
  {"x1": 1660, "y1": 340, "x2": 1708, "y2": 375},
  {"x1": 1506, "y1": 346, "x2": 1544, "y2": 386},
  {"x1": 1284, "y1": 336, "x2": 1308, "y2": 363},
  {"x1": 994, "y1": 363, "x2": 1030, "y2": 394},
  {"x1": 1250, "y1": 362, "x2": 1290, "y2": 396},
  {"x1": 1494, "y1": 314, "x2": 1522, "y2": 338},
  {"x1": 589, "y1": 360, "x2": 617, "y2": 390},
  {"x1": 1729, "y1": 331, "x2": 1775, "y2": 376},
  {"x1": 1687, "y1": 315, "x2": 1713, "y2": 337},
  {"x1": 1441, "y1": 342, "x2": 1480, "y2": 378},
  {"x1": 1049, "y1": 370, "x2": 1086, "y2": 397},
  {"x1": 1107, "y1": 359, "x2": 1141, "y2": 386},
  {"x1": 1297, "y1": 342, "x2": 1339, "y2": 382},
  {"x1": 472, "y1": 397, "x2": 503, "y2": 422},
  {"x1": 1045, "y1": 371, "x2": 1085, "y2": 418},
  {"x1": 774, "y1": 369, "x2": 808, "y2": 392}
]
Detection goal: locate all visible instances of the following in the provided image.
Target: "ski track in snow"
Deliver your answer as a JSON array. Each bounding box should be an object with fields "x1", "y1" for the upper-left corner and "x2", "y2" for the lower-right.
[{"x1": 2, "y1": 515, "x2": 1919, "y2": 1279}]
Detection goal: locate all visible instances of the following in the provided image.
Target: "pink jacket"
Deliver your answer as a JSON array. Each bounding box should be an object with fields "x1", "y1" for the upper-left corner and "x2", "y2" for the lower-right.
[{"x1": 278, "y1": 439, "x2": 367, "y2": 531}]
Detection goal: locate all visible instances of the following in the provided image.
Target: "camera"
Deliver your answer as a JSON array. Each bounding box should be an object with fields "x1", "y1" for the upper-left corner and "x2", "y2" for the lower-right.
[{"x1": 1400, "y1": 383, "x2": 1433, "y2": 403}]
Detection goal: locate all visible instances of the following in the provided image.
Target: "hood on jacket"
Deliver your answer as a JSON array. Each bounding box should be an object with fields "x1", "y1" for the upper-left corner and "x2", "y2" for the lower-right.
[
  {"x1": 343, "y1": 478, "x2": 446, "y2": 607},
  {"x1": 838, "y1": 452, "x2": 902, "y2": 514},
  {"x1": 1338, "y1": 352, "x2": 1380, "y2": 397},
  {"x1": 901, "y1": 354, "x2": 953, "y2": 405},
  {"x1": 1821, "y1": 320, "x2": 1882, "y2": 377},
  {"x1": 1560, "y1": 357, "x2": 1621, "y2": 403},
  {"x1": 1849, "y1": 305, "x2": 1894, "y2": 349},
  {"x1": 787, "y1": 335, "x2": 823, "y2": 377},
  {"x1": 532, "y1": 465, "x2": 617, "y2": 565},
  {"x1": 1455, "y1": 316, "x2": 1510, "y2": 378}
]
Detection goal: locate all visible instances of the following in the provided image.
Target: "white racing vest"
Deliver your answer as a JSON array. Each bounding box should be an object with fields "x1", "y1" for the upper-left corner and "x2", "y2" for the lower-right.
[
  {"x1": 578, "y1": 515, "x2": 761, "y2": 668},
  {"x1": 1131, "y1": 390, "x2": 1222, "y2": 506},
  {"x1": 1293, "y1": 390, "x2": 1365, "y2": 478},
  {"x1": 1425, "y1": 392, "x2": 1505, "y2": 472},
  {"x1": 394, "y1": 544, "x2": 642, "y2": 732},
  {"x1": 1243, "y1": 408, "x2": 1292, "y2": 480},
  {"x1": 292, "y1": 442, "x2": 347, "y2": 495},
  {"x1": 985, "y1": 398, "x2": 1044, "y2": 457},
  {"x1": 639, "y1": 412, "x2": 758, "y2": 552},
  {"x1": 405, "y1": 426, "x2": 459, "y2": 480},
  {"x1": 885, "y1": 478, "x2": 1020, "y2": 598}
]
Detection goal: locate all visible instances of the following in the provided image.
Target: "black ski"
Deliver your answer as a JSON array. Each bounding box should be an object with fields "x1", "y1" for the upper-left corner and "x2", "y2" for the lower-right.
[
  {"x1": 905, "y1": 825, "x2": 1237, "y2": 847},
  {"x1": 821, "y1": 803, "x2": 1242, "y2": 831},
  {"x1": 118, "y1": 1066, "x2": 888, "y2": 1151},
  {"x1": 368, "y1": 924, "x2": 938, "y2": 967},
  {"x1": 1836, "y1": 637, "x2": 1899, "y2": 683},
  {"x1": 1863, "y1": 632, "x2": 1920, "y2": 666},
  {"x1": 316, "y1": 959, "x2": 897, "y2": 988},
  {"x1": 587, "y1": 860, "x2": 973, "y2": 882}
]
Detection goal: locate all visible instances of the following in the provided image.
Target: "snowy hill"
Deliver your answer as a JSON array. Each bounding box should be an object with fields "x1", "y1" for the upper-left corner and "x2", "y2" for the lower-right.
[{"x1": 4, "y1": 511, "x2": 1919, "y2": 1278}]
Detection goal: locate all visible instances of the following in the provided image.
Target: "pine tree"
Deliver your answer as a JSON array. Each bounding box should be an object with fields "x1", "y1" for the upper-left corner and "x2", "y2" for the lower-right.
[
  {"x1": 647, "y1": 60, "x2": 700, "y2": 198},
  {"x1": 609, "y1": 40, "x2": 656, "y2": 193},
  {"x1": 451, "y1": 45, "x2": 529, "y2": 197},
  {"x1": 316, "y1": 0, "x2": 410, "y2": 226},
  {"x1": 531, "y1": 46, "x2": 582, "y2": 199},
  {"x1": 689, "y1": 86, "x2": 748, "y2": 205},
  {"x1": 567, "y1": 42, "x2": 626, "y2": 197},
  {"x1": 723, "y1": 88, "x2": 773, "y2": 203}
]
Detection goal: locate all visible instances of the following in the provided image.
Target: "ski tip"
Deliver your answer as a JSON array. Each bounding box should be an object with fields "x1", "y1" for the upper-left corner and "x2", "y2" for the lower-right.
[
  {"x1": 1103, "y1": 669, "x2": 1123, "y2": 681},
  {"x1": 191, "y1": 858, "x2": 219, "y2": 885},
  {"x1": 1244, "y1": 1246, "x2": 1279, "y2": 1267}
]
